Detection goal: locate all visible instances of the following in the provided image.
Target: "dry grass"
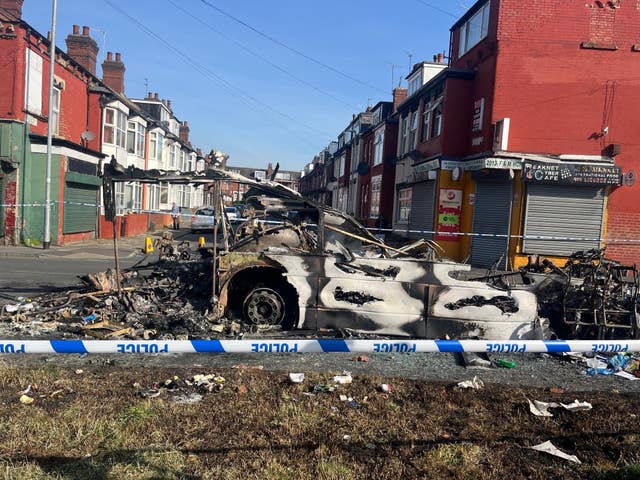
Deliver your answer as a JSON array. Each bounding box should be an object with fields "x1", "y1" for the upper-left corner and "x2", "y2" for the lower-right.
[{"x1": 0, "y1": 362, "x2": 638, "y2": 479}]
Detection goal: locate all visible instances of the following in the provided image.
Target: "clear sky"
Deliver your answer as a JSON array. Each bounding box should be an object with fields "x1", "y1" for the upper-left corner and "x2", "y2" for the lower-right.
[{"x1": 23, "y1": 0, "x2": 473, "y2": 171}]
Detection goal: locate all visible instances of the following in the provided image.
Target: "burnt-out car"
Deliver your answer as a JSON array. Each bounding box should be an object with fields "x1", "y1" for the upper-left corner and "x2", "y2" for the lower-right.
[
  {"x1": 101, "y1": 160, "x2": 542, "y2": 340},
  {"x1": 217, "y1": 193, "x2": 542, "y2": 340}
]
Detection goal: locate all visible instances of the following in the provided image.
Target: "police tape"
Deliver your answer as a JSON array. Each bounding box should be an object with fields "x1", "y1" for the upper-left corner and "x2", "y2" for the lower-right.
[
  {"x1": 2, "y1": 201, "x2": 640, "y2": 243},
  {"x1": 0, "y1": 339, "x2": 638, "y2": 354}
]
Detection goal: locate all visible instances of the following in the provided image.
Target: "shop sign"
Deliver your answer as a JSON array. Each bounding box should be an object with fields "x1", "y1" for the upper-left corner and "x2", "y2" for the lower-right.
[
  {"x1": 413, "y1": 159, "x2": 440, "y2": 173},
  {"x1": 411, "y1": 159, "x2": 439, "y2": 183},
  {"x1": 441, "y1": 160, "x2": 464, "y2": 171},
  {"x1": 464, "y1": 157, "x2": 522, "y2": 171},
  {"x1": 522, "y1": 161, "x2": 622, "y2": 185},
  {"x1": 436, "y1": 189, "x2": 463, "y2": 242}
]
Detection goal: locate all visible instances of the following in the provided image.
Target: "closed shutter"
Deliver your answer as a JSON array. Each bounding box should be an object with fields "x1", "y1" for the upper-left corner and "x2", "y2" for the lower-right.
[
  {"x1": 470, "y1": 182, "x2": 512, "y2": 268},
  {"x1": 0, "y1": 178, "x2": 4, "y2": 237},
  {"x1": 409, "y1": 181, "x2": 436, "y2": 239},
  {"x1": 63, "y1": 181, "x2": 97, "y2": 234},
  {"x1": 523, "y1": 184, "x2": 604, "y2": 256}
]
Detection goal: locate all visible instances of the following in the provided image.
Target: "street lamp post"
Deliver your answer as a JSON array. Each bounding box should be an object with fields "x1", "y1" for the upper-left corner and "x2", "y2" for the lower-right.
[{"x1": 43, "y1": 0, "x2": 58, "y2": 249}]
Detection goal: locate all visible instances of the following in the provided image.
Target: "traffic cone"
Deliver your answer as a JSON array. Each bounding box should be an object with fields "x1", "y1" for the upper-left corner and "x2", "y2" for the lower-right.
[
  {"x1": 198, "y1": 236, "x2": 205, "y2": 248},
  {"x1": 145, "y1": 236, "x2": 154, "y2": 253}
]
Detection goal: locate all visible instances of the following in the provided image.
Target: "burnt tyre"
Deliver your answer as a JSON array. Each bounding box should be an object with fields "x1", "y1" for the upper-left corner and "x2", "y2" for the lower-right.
[{"x1": 243, "y1": 287, "x2": 287, "y2": 326}]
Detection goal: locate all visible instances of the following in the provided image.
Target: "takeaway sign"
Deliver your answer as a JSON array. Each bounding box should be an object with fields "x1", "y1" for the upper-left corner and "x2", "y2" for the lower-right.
[{"x1": 523, "y1": 161, "x2": 622, "y2": 186}]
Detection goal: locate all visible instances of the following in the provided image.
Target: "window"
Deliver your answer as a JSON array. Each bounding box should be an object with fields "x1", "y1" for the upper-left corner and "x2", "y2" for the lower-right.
[
  {"x1": 160, "y1": 182, "x2": 168, "y2": 204},
  {"x1": 254, "y1": 170, "x2": 266, "y2": 180},
  {"x1": 409, "y1": 111, "x2": 419, "y2": 150},
  {"x1": 123, "y1": 183, "x2": 142, "y2": 212},
  {"x1": 398, "y1": 115, "x2": 408, "y2": 156},
  {"x1": 397, "y1": 188, "x2": 412, "y2": 223},
  {"x1": 51, "y1": 87, "x2": 60, "y2": 135},
  {"x1": 104, "y1": 108, "x2": 126, "y2": 147},
  {"x1": 149, "y1": 132, "x2": 157, "y2": 160},
  {"x1": 373, "y1": 128, "x2": 385, "y2": 166},
  {"x1": 179, "y1": 150, "x2": 186, "y2": 171},
  {"x1": 432, "y1": 103, "x2": 443, "y2": 138},
  {"x1": 114, "y1": 183, "x2": 125, "y2": 215},
  {"x1": 24, "y1": 49, "x2": 43, "y2": 116},
  {"x1": 421, "y1": 104, "x2": 431, "y2": 143},
  {"x1": 275, "y1": 172, "x2": 291, "y2": 180},
  {"x1": 127, "y1": 122, "x2": 145, "y2": 156},
  {"x1": 169, "y1": 143, "x2": 178, "y2": 169},
  {"x1": 369, "y1": 175, "x2": 382, "y2": 219},
  {"x1": 458, "y1": 2, "x2": 490, "y2": 57},
  {"x1": 148, "y1": 184, "x2": 160, "y2": 212},
  {"x1": 408, "y1": 76, "x2": 421, "y2": 97}
]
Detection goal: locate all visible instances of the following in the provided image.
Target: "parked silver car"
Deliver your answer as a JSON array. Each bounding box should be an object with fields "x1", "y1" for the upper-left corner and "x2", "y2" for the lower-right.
[{"x1": 191, "y1": 206, "x2": 215, "y2": 233}]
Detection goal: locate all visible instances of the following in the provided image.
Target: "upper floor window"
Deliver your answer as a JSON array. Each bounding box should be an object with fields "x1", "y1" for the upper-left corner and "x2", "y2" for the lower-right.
[
  {"x1": 127, "y1": 121, "x2": 145, "y2": 157},
  {"x1": 432, "y1": 104, "x2": 443, "y2": 138},
  {"x1": 104, "y1": 107, "x2": 126, "y2": 148},
  {"x1": 421, "y1": 103, "x2": 432, "y2": 143},
  {"x1": 458, "y1": 2, "x2": 490, "y2": 57},
  {"x1": 373, "y1": 128, "x2": 385, "y2": 166},
  {"x1": 51, "y1": 87, "x2": 60, "y2": 135},
  {"x1": 408, "y1": 76, "x2": 421, "y2": 97},
  {"x1": 254, "y1": 170, "x2": 266, "y2": 180},
  {"x1": 409, "y1": 111, "x2": 419, "y2": 150}
]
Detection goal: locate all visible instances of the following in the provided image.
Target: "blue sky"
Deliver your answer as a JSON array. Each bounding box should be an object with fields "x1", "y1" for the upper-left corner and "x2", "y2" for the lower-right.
[{"x1": 24, "y1": 0, "x2": 472, "y2": 170}]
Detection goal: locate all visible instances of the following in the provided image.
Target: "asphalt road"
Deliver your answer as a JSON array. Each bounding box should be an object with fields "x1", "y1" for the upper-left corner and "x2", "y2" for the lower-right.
[{"x1": 0, "y1": 255, "x2": 141, "y2": 302}]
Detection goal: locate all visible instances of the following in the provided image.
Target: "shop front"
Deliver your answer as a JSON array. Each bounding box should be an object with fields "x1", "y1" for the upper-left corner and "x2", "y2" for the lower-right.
[{"x1": 518, "y1": 159, "x2": 621, "y2": 262}]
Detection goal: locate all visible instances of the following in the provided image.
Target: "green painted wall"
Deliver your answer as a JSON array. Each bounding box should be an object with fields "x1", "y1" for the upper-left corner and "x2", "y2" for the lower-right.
[{"x1": 22, "y1": 151, "x2": 61, "y2": 246}]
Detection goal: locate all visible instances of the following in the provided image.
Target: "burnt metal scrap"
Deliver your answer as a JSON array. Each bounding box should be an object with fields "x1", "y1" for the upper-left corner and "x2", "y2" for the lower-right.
[
  {"x1": 518, "y1": 248, "x2": 640, "y2": 339},
  {"x1": 445, "y1": 295, "x2": 519, "y2": 314}
]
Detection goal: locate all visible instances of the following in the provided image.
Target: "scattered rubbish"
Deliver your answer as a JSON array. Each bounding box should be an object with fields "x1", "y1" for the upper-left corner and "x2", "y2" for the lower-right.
[
  {"x1": 339, "y1": 394, "x2": 349, "y2": 402},
  {"x1": 494, "y1": 359, "x2": 516, "y2": 369},
  {"x1": 379, "y1": 384, "x2": 393, "y2": 393},
  {"x1": 333, "y1": 372, "x2": 353, "y2": 385},
  {"x1": 614, "y1": 371, "x2": 640, "y2": 381},
  {"x1": 351, "y1": 355, "x2": 369, "y2": 362},
  {"x1": 75, "y1": 369, "x2": 84, "y2": 375},
  {"x1": 461, "y1": 352, "x2": 492, "y2": 369},
  {"x1": 529, "y1": 440, "x2": 581, "y2": 464},
  {"x1": 19, "y1": 395, "x2": 34, "y2": 404},
  {"x1": 608, "y1": 354, "x2": 631, "y2": 372},
  {"x1": 288, "y1": 373, "x2": 305, "y2": 383},
  {"x1": 236, "y1": 385, "x2": 248, "y2": 395},
  {"x1": 172, "y1": 393, "x2": 203, "y2": 404},
  {"x1": 312, "y1": 384, "x2": 336, "y2": 393},
  {"x1": 18, "y1": 384, "x2": 32, "y2": 395},
  {"x1": 188, "y1": 374, "x2": 225, "y2": 392},
  {"x1": 586, "y1": 368, "x2": 613, "y2": 376},
  {"x1": 232, "y1": 364, "x2": 264, "y2": 370},
  {"x1": 342, "y1": 434, "x2": 351, "y2": 441},
  {"x1": 456, "y1": 376, "x2": 484, "y2": 390},
  {"x1": 548, "y1": 387, "x2": 564, "y2": 394},
  {"x1": 527, "y1": 398, "x2": 592, "y2": 417},
  {"x1": 82, "y1": 314, "x2": 97, "y2": 323}
]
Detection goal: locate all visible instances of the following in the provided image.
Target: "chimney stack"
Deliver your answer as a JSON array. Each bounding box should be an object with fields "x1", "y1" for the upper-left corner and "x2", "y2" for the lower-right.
[
  {"x1": 179, "y1": 121, "x2": 190, "y2": 143},
  {"x1": 0, "y1": 0, "x2": 24, "y2": 21},
  {"x1": 437, "y1": 52, "x2": 444, "y2": 63},
  {"x1": 167, "y1": 99, "x2": 172, "y2": 110},
  {"x1": 102, "y1": 51, "x2": 126, "y2": 94},
  {"x1": 154, "y1": 92, "x2": 159, "y2": 100},
  {"x1": 65, "y1": 24, "x2": 99, "y2": 75},
  {"x1": 392, "y1": 87, "x2": 408, "y2": 112}
]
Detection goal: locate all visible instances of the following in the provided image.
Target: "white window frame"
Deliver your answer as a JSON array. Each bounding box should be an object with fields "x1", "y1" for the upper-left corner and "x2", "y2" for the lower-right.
[
  {"x1": 458, "y1": 2, "x2": 490, "y2": 57},
  {"x1": 369, "y1": 175, "x2": 382, "y2": 219},
  {"x1": 51, "y1": 87, "x2": 60, "y2": 135},
  {"x1": 127, "y1": 121, "x2": 145, "y2": 157},
  {"x1": 24, "y1": 49, "x2": 43, "y2": 116},
  {"x1": 432, "y1": 103, "x2": 443, "y2": 138},
  {"x1": 421, "y1": 103, "x2": 432, "y2": 143},
  {"x1": 373, "y1": 127, "x2": 385, "y2": 166},
  {"x1": 148, "y1": 184, "x2": 160, "y2": 212},
  {"x1": 397, "y1": 187, "x2": 412, "y2": 224},
  {"x1": 409, "y1": 111, "x2": 419, "y2": 150},
  {"x1": 104, "y1": 107, "x2": 126, "y2": 148}
]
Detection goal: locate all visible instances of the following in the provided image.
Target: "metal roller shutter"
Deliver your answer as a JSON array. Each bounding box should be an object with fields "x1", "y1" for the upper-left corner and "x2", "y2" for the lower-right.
[
  {"x1": 523, "y1": 184, "x2": 604, "y2": 256},
  {"x1": 63, "y1": 182, "x2": 97, "y2": 234},
  {"x1": 409, "y1": 181, "x2": 436, "y2": 239},
  {"x1": 470, "y1": 182, "x2": 512, "y2": 268}
]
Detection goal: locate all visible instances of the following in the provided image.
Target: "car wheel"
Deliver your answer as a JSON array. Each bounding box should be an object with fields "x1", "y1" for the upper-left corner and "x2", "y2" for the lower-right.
[{"x1": 242, "y1": 285, "x2": 289, "y2": 327}]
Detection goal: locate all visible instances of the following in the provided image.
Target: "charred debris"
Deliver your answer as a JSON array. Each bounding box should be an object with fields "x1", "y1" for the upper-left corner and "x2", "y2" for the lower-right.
[{"x1": 1, "y1": 158, "x2": 637, "y2": 341}]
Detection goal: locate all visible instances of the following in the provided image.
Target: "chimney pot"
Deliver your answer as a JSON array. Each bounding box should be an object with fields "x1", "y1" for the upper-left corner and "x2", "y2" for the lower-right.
[
  {"x1": 107, "y1": 51, "x2": 113, "y2": 61},
  {"x1": 154, "y1": 92, "x2": 159, "y2": 100},
  {"x1": 72, "y1": 24, "x2": 80, "y2": 35},
  {"x1": 102, "y1": 50, "x2": 126, "y2": 94},
  {"x1": 82, "y1": 26, "x2": 89, "y2": 36},
  {"x1": 115, "y1": 52, "x2": 121, "y2": 62},
  {"x1": 167, "y1": 100, "x2": 172, "y2": 109},
  {"x1": 437, "y1": 52, "x2": 444, "y2": 63}
]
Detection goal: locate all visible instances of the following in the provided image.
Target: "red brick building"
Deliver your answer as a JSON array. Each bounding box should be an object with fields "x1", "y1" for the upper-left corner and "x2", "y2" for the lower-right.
[{"x1": 393, "y1": 0, "x2": 639, "y2": 267}]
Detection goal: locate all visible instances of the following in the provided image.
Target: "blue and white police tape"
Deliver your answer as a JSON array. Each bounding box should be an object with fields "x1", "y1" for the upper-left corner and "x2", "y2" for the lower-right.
[{"x1": 0, "y1": 339, "x2": 638, "y2": 354}]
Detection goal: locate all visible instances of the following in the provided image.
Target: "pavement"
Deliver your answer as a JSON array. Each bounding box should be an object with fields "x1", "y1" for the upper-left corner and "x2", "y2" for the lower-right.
[{"x1": 0, "y1": 231, "x2": 166, "y2": 260}]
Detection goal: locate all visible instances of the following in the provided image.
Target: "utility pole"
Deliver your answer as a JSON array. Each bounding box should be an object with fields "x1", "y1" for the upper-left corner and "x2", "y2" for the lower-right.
[{"x1": 43, "y1": 0, "x2": 57, "y2": 249}]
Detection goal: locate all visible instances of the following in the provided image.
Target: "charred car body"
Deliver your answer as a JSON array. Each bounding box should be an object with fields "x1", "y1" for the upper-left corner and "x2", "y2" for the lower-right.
[{"x1": 103, "y1": 160, "x2": 543, "y2": 340}]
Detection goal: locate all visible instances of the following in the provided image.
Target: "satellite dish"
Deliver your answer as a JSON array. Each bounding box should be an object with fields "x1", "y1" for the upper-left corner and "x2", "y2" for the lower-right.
[{"x1": 80, "y1": 130, "x2": 95, "y2": 141}]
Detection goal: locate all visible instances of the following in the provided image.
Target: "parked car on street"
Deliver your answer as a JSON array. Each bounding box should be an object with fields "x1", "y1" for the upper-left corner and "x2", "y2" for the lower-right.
[
  {"x1": 191, "y1": 206, "x2": 215, "y2": 233},
  {"x1": 225, "y1": 206, "x2": 241, "y2": 224}
]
